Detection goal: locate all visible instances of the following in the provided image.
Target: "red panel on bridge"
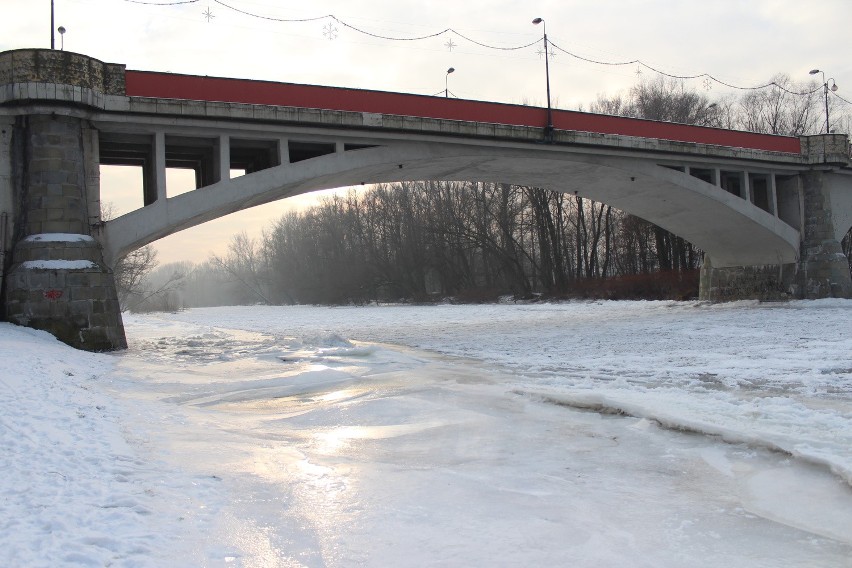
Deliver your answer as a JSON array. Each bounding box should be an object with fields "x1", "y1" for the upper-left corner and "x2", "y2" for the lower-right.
[{"x1": 125, "y1": 71, "x2": 802, "y2": 154}]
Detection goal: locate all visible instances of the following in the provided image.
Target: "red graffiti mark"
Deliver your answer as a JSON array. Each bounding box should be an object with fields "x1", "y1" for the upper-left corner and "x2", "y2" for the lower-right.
[{"x1": 43, "y1": 289, "x2": 63, "y2": 300}]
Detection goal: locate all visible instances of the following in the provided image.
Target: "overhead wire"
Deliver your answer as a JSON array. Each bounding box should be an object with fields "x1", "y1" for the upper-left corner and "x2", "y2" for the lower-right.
[
  {"x1": 546, "y1": 40, "x2": 823, "y2": 96},
  {"x1": 124, "y1": 0, "x2": 200, "y2": 5},
  {"x1": 124, "y1": 0, "x2": 836, "y2": 98},
  {"x1": 831, "y1": 90, "x2": 852, "y2": 106},
  {"x1": 208, "y1": 1, "x2": 538, "y2": 49},
  {"x1": 211, "y1": 0, "x2": 330, "y2": 22}
]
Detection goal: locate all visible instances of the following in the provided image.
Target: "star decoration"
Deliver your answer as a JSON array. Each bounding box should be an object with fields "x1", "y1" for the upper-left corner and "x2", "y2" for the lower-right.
[
  {"x1": 635, "y1": 66, "x2": 643, "y2": 78},
  {"x1": 703, "y1": 77, "x2": 713, "y2": 90},
  {"x1": 445, "y1": 38, "x2": 457, "y2": 52},
  {"x1": 537, "y1": 47, "x2": 556, "y2": 60},
  {"x1": 202, "y1": 6, "x2": 214, "y2": 22},
  {"x1": 323, "y1": 23, "x2": 339, "y2": 40}
]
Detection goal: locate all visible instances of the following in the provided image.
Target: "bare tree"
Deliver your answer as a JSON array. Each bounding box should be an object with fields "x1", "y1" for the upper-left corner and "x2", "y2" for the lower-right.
[
  {"x1": 737, "y1": 74, "x2": 823, "y2": 135},
  {"x1": 114, "y1": 245, "x2": 159, "y2": 309},
  {"x1": 126, "y1": 261, "x2": 192, "y2": 313},
  {"x1": 590, "y1": 78, "x2": 711, "y2": 275},
  {"x1": 211, "y1": 231, "x2": 271, "y2": 304},
  {"x1": 101, "y1": 202, "x2": 161, "y2": 309},
  {"x1": 632, "y1": 77, "x2": 712, "y2": 124}
]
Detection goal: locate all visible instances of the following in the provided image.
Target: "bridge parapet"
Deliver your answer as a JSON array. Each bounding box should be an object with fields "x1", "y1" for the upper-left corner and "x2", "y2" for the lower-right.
[
  {"x1": 800, "y1": 134, "x2": 851, "y2": 166},
  {"x1": 0, "y1": 48, "x2": 125, "y2": 109}
]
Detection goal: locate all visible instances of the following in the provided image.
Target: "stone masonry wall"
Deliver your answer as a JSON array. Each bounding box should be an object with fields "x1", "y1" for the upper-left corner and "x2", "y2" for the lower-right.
[
  {"x1": 700, "y1": 134, "x2": 852, "y2": 302},
  {"x1": 4, "y1": 114, "x2": 126, "y2": 350},
  {"x1": 796, "y1": 170, "x2": 852, "y2": 298},
  {"x1": 16, "y1": 114, "x2": 90, "y2": 235},
  {"x1": 700, "y1": 166, "x2": 852, "y2": 302},
  {"x1": 698, "y1": 258, "x2": 796, "y2": 302},
  {"x1": 0, "y1": 49, "x2": 125, "y2": 96}
]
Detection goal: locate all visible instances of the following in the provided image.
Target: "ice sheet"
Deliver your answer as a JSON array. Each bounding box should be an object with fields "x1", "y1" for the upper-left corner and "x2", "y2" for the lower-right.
[{"x1": 2, "y1": 300, "x2": 851, "y2": 566}]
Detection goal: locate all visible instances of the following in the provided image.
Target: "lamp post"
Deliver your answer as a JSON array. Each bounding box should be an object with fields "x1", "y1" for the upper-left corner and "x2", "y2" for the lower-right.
[
  {"x1": 445, "y1": 67, "x2": 455, "y2": 98},
  {"x1": 809, "y1": 69, "x2": 839, "y2": 134},
  {"x1": 51, "y1": 0, "x2": 55, "y2": 49},
  {"x1": 58, "y1": 26, "x2": 66, "y2": 50},
  {"x1": 532, "y1": 17, "x2": 553, "y2": 141}
]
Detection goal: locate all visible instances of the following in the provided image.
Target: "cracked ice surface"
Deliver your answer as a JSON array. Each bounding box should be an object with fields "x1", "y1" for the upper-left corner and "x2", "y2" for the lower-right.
[{"x1": 1, "y1": 300, "x2": 850, "y2": 566}]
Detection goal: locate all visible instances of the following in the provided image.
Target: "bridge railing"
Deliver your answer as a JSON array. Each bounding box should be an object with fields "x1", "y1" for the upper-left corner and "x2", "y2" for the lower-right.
[{"x1": 124, "y1": 70, "x2": 802, "y2": 155}]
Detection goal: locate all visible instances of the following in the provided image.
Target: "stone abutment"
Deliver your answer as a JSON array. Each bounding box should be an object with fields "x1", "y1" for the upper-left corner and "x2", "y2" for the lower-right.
[
  {"x1": 699, "y1": 147, "x2": 852, "y2": 301},
  {"x1": 1, "y1": 50, "x2": 126, "y2": 350}
]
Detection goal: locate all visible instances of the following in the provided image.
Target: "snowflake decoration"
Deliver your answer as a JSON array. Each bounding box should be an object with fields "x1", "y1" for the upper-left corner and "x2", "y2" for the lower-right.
[
  {"x1": 323, "y1": 23, "x2": 339, "y2": 40},
  {"x1": 445, "y1": 38, "x2": 457, "y2": 52},
  {"x1": 703, "y1": 77, "x2": 713, "y2": 90},
  {"x1": 537, "y1": 47, "x2": 556, "y2": 60},
  {"x1": 202, "y1": 6, "x2": 214, "y2": 22},
  {"x1": 635, "y1": 66, "x2": 643, "y2": 78}
]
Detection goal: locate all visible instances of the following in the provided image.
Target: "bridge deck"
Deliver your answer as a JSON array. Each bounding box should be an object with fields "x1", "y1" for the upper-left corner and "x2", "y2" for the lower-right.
[{"x1": 124, "y1": 71, "x2": 801, "y2": 155}]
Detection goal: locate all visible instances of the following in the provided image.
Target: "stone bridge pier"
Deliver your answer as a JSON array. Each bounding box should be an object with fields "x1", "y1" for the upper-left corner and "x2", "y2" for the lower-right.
[
  {"x1": 699, "y1": 135, "x2": 852, "y2": 301},
  {"x1": 0, "y1": 51, "x2": 126, "y2": 350}
]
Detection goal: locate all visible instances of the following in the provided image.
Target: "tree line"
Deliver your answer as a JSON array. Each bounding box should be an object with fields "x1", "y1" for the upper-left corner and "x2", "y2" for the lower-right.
[{"x1": 115, "y1": 75, "x2": 852, "y2": 311}]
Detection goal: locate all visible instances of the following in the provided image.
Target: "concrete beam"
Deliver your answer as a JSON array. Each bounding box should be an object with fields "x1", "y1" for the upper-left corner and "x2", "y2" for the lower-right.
[
  {"x1": 153, "y1": 131, "x2": 167, "y2": 203},
  {"x1": 215, "y1": 134, "x2": 230, "y2": 183}
]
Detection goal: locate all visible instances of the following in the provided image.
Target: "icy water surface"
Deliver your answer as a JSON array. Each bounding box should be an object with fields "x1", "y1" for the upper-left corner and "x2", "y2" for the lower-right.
[
  {"x1": 160, "y1": 301, "x2": 852, "y2": 483},
  {"x1": 109, "y1": 302, "x2": 852, "y2": 567}
]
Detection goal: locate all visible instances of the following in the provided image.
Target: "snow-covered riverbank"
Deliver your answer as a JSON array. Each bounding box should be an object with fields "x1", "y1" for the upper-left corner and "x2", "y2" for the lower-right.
[{"x1": 2, "y1": 300, "x2": 851, "y2": 566}]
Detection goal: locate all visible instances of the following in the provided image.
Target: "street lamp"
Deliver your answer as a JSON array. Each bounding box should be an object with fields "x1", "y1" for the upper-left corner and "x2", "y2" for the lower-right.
[
  {"x1": 58, "y1": 26, "x2": 66, "y2": 51},
  {"x1": 445, "y1": 67, "x2": 455, "y2": 98},
  {"x1": 532, "y1": 17, "x2": 553, "y2": 141},
  {"x1": 51, "y1": 0, "x2": 55, "y2": 49},
  {"x1": 809, "y1": 69, "x2": 839, "y2": 134}
]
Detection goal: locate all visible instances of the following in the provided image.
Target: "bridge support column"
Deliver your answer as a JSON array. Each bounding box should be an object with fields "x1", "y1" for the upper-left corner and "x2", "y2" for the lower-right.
[
  {"x1": 3, "y1": 113, "x2": 127, "y2": 350},
  {"x1": 700, "y1": 160, "x2": 852, "y2": 302},
  {"x1": 794, "y1": 169, "x2": 852, "y2": 298}
]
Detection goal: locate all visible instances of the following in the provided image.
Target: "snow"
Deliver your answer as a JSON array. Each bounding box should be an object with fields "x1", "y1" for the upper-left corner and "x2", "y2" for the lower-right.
[
  {"x1": 20, "y1": 260, "x2": 97, "y2": 270},
  {"x1": 1, "y1": 300, "x2": 851, "y2": 566},
  {"x1": 0, "y1": 326, "x2": 216, "y2": 566},
  {"x1": 23, "y1": 234, "x2": 96, "y2": 243}
]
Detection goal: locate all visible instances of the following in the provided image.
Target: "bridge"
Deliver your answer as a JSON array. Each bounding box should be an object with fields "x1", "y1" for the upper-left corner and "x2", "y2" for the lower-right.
[{"x1": 1, "y1": 48, "x2": 850, "y2": 350}]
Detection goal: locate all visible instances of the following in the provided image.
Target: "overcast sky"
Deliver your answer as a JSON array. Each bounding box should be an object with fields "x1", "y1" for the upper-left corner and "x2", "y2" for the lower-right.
[{"x1": 4, "y1": 0, "x2": 851, "y2": 265}]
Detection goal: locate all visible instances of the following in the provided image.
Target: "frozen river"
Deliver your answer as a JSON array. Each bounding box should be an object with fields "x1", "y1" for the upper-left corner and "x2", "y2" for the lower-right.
[{"x1": 2, "y1": 300, "x2": 851, "y2": 566}]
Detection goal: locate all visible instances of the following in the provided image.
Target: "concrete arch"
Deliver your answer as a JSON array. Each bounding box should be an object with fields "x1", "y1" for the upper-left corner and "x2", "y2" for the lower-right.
[{"x1": 101, "y1": 142, "x2": 800, "y2": 268}]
